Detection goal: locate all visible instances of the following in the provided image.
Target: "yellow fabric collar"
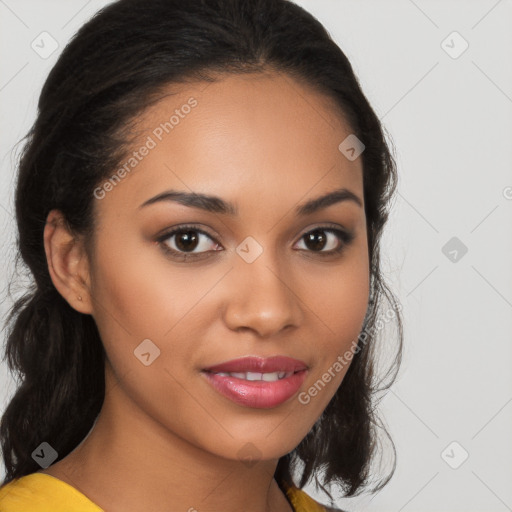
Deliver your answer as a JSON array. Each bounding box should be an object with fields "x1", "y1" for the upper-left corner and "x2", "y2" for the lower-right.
[
  {"x1": 0, "y1": 472, "x2": 331, "y2": 512},
  {"x1": 283, "y1": 483, "x2": 328, "y2": 512}
]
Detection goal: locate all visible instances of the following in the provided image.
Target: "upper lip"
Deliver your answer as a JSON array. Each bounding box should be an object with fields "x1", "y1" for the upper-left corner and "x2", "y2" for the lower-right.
[{"x1": 203, "y1": 356, "x2": 308, "y2": 374}]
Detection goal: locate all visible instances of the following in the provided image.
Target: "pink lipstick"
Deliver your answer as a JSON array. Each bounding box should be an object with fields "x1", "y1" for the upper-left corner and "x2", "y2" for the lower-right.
[{"x1": 201, "y1": 356, "x2": 308, "y2": 409}]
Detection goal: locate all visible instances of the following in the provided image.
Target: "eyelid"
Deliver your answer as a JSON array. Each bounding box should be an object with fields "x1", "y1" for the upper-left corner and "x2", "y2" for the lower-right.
[
  {"x1": 154, "y1": 223, "x2": 220, "y2": 241},
  {"x1": 296, "y1": 222, "x2": 350, "y2": 239}
]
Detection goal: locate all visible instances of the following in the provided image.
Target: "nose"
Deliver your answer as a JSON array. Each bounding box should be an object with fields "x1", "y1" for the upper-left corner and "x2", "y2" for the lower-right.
[{"x1": 222, "y1": 254, "x2": 303, "y2": 338}]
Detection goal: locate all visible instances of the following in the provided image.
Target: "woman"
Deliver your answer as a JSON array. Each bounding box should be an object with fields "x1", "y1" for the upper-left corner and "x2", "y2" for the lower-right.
[{"x1": 0, "y1": 0, "x2": 402, "y2": 510}]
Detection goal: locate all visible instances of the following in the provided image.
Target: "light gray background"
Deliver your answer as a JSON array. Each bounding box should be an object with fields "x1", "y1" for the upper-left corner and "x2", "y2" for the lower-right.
[{"x1": 1, "y1": 1, "x2": 511, "y2": 511}]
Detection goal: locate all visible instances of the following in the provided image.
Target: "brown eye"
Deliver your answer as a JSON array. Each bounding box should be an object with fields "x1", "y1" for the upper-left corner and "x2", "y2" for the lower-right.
[
  {"x1": 174, "y1": 230, "x2": 200, "y2": 252},
  {"x1": 295, "y1": 227, "x2": 354, "y2": 255},
  {"x1": 303, "y1": 230, "x2": 328, "y2": 251},
  {"x1": 158, "y1": 226, "x2": 221, "y2": 258}
]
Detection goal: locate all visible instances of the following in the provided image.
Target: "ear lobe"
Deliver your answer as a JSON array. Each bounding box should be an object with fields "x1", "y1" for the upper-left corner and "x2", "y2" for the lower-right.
[{"x1": 43, "y1": 210, "x2": 93, "y2": 314}]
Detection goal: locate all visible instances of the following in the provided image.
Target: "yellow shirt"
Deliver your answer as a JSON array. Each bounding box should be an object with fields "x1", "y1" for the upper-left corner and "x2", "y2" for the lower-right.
[{"x1": 0, "y1": 473, "x2": 332, "y2": 511}]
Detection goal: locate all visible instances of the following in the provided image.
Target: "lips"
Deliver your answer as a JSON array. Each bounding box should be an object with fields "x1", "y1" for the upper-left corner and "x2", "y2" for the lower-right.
[
  {"x1": 203, "y1": 355, "x2": 308, "y2": 374},
  {"x1": 201, "y1": 356, "x2": 308, "y2": 409}
]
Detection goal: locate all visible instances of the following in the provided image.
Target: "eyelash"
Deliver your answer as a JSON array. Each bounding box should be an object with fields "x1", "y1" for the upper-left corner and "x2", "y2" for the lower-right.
[{"x1": 156, "y1": 223, "x2": 355, "y2": 262}]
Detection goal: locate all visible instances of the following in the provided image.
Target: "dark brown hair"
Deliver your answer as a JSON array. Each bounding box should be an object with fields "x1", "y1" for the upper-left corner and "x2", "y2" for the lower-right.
[{"x1": 0, "y1": 0, "x2": 402, "y2": 500}]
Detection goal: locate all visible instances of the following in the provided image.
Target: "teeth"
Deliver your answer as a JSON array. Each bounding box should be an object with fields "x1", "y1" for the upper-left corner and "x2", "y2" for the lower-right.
[{"x1": 213, "y1": 371, "x2": 293, "y2": 381}]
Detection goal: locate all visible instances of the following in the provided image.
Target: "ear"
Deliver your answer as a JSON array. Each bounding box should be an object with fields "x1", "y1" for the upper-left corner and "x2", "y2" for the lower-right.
[{"x1": 43, "y1": 209, "x2": 93, "y2": 315}]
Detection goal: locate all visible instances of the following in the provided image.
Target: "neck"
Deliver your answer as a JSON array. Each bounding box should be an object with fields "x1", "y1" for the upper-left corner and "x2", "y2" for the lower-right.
[{"x1": 44, "y1": 369, "x2": 294, "y2": 512}]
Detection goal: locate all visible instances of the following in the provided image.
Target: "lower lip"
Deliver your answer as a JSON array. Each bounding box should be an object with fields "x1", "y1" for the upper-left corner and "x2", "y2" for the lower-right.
[{"x1": 202, "y1": 370, "x2": 308, "y2": 409}]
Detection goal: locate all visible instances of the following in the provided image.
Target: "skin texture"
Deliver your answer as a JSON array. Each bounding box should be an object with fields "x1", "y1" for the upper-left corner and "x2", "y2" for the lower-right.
[{"x1": 40, "y1": 71, "x2": 370, "y2": 512}]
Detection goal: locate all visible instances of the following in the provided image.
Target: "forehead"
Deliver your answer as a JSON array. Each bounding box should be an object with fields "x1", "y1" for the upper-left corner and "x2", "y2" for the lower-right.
[{"x1": 96, "y1": 71, "x2": 363, "y2": 215}]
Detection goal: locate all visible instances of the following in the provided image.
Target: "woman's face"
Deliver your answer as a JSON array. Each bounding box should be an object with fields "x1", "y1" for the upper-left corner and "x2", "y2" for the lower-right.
[{"x1": 85, "y1": 71, "x2": 369, "y2": 462}]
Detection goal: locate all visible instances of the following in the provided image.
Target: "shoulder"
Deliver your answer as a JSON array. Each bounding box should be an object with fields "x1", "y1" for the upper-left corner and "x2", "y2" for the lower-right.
[{"x1": 0, "y1": 472, "x2": 103, "y2": 511}]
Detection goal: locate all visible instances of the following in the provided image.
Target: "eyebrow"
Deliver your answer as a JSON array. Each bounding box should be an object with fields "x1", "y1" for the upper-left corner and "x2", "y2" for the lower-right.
[{"x1": 139, "y1": 187, "x2": 363, "y2": 215}]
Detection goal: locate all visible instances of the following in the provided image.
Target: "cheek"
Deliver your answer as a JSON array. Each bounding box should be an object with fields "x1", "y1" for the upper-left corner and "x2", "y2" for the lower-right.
[
  {"x1": 87, "y1": 234, "x2": 226, "y2": 398},
  {"x1": 297, "y1": 253, "x2": 370, "y2": 407},
  {"x1": 304, "y1": 254, "x2": 370, "y2": 347},
  {"x1": 86, "y1": 234, "x2": 170, "y2": 375},
  {"x1": 330, "y1": 267, "x2": 370, "y2": 348},
  {"x1": 89, "y1": 234, "x2": 212, "y2": 340},
  {"x1": 87, "y1": 237, "x2": 217, "y2": 439}
]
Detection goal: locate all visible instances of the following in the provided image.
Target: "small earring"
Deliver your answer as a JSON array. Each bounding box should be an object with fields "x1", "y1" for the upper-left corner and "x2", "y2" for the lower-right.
[{"x1": 77, "y1": 296, "x2": 83, "y2": 301}]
